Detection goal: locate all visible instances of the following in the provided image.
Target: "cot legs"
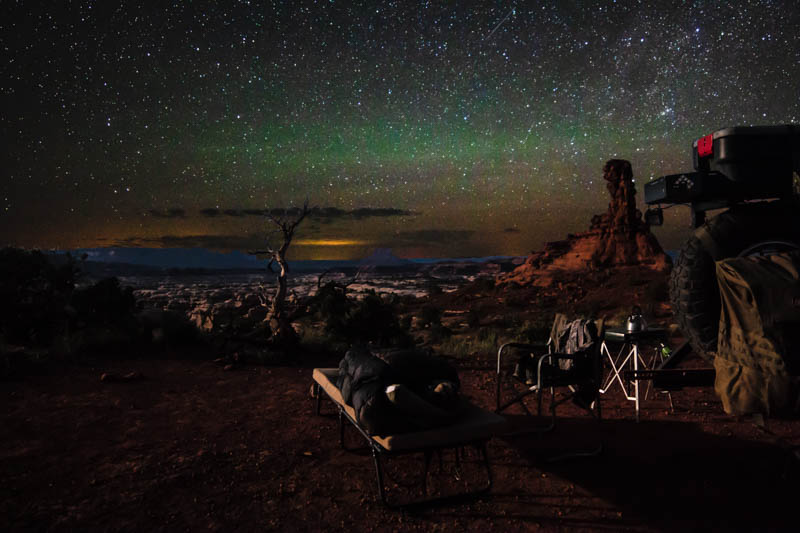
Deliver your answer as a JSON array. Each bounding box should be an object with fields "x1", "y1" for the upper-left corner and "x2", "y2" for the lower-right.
[
  {"x1": 370, "y1": 444, "x2": 492, "y2": 508},
  {"x1": 313, "y1": 374, "x2": 496, "y2": 508}
]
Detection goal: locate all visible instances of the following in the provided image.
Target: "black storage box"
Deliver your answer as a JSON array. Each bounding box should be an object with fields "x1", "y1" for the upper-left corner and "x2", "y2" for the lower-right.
[{"x1": 692, "y1": 124, "x2": 800, "y2": 183}]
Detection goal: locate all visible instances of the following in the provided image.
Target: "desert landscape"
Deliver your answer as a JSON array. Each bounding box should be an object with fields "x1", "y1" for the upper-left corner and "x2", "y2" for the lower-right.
[{"x1": 3, "y1": 172, "x2": 799, "y2": 532}]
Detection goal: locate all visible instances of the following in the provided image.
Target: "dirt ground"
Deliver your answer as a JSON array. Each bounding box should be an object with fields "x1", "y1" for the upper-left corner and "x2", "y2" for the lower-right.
[{"x1": 2, "y1": 349, "x2": 799, "y2": 532}]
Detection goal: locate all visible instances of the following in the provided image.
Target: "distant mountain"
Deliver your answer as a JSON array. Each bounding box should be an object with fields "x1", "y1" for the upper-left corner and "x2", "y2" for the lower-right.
[
  {"x1": 46, "y1": 247, "x2": 523, "y2": 277},
  {"x1": 62, "y1": 247, "x2": 267, "y2": 270},
  {"x1": 357, "y1": 248, "x2": 413, "y2": 269}
]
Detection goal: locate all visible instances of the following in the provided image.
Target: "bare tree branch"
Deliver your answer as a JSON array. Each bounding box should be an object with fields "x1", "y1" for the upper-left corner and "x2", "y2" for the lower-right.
[{"x1": 248, "y1": 199, "x2": 312, "y2": 344}]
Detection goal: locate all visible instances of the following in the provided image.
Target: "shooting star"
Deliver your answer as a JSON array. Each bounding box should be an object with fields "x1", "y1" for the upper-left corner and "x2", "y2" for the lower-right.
[{"x1": 484, "y1": 6, "x2": 516, "y2": 42}]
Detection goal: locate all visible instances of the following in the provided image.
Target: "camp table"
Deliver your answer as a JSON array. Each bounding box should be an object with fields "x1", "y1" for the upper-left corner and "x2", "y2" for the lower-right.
[{"x1": 599, "y1": 327, "x2": 669, "y2": 422}]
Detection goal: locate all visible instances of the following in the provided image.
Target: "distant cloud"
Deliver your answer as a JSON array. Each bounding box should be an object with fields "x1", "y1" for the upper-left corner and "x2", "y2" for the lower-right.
[
  {"x1": 309, "y1": 207, "x2": 345, "y2": 218},
  {"x1": 197, "y1": 206, "x2": 415, "y2": 220},
  {"x1": 394, "y1": 229, "x2": 475, "y2": 245},
  {"x1": 148, "y1": 208, "x2": 186, "y2": 218},
  {"x1": 119, "y1": 234, "x2": 263, "y2": 250},
  {"x1": 349, "y1": 208, "x2": 413, "y2": 219},
  {"x1": 503, "y1": 227, "x2": 521, "y2": 233}
]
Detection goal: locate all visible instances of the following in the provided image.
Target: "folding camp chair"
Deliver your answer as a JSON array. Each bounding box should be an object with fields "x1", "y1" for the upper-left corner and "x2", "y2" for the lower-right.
[{"x1": 495, "y1": 314, "x2": 604, "y2": 456}]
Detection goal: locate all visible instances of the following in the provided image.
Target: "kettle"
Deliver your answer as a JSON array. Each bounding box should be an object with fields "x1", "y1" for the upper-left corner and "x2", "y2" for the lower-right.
[{"x1": 626, "y1": 306, "x2": 647, "y2": 333}]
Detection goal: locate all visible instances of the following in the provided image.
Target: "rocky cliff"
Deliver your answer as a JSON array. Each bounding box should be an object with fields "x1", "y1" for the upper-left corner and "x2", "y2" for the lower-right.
[{"x1": 497, "y1": 159, "x2": 671, "y2": 287}]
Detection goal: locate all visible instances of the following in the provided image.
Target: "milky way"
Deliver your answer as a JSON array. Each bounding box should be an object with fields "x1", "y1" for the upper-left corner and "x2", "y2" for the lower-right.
[{"x1": 2, "y1": 1, "x2": 799, "y2": 259}]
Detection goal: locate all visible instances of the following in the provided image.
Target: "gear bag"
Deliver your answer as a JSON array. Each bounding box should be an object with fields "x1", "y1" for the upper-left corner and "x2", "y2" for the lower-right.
[
  {"x1": 555, "y1": 319, "x2": 599, "y2": 370},
  {"x1": 714, "y1": 252, "x2": 800, "y2": 416}
]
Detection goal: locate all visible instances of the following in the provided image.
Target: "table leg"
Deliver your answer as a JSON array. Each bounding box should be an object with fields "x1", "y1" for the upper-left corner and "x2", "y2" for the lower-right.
[{"x1": 633, "y1": 342, "x2": 640, "y2": 423}]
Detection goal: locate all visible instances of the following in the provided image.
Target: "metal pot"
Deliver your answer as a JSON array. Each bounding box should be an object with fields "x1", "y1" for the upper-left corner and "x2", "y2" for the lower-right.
[
  {"x1": 626, "y1": 306, "x2": 646, "y2": 333},
  {"x1": 626, "y1": 314, "x2": 643, "y2": 333}
]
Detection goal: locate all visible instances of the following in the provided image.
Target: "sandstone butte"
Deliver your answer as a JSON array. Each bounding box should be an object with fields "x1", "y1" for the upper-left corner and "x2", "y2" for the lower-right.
[{"x1": 497, "y1": 159, "x2": 672, "y2": 288}]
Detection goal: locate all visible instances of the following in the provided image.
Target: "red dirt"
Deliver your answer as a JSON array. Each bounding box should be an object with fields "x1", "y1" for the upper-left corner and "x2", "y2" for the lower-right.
[{"x1": 2, "y1": 352, "x2": 799, "y2": 532}]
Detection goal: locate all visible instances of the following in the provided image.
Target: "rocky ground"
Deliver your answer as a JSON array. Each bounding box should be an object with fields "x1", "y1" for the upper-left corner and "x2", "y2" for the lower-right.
[{"x1": 2, "y1": 350, "x2": 798, "y2": 532}]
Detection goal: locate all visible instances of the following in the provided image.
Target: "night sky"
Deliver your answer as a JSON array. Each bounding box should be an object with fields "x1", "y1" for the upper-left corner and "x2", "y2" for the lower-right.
[{"x1": 2, "y1": 1, "x2": 799, "y2": 260}]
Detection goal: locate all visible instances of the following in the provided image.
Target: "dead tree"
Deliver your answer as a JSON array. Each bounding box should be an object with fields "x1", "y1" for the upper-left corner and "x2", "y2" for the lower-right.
[{"x1": 250, "y1": 201, "x2": 311, "y2": 344}]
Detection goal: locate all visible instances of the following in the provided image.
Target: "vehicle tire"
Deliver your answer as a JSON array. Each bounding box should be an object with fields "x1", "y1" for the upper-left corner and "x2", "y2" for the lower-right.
[{"x1": 669, "y1": 202, "x2": 800, "y2": 362}]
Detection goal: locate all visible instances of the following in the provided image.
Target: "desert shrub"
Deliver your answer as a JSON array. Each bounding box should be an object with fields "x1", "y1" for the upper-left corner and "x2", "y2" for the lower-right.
[
  {"x1": 465, "y1": 308, "x2": 481, "y2": 329},
  {"x1": 417, "y1": 305, "x2": 442, "y2": 329},
  {"x1": 481, "y1": 329, "x2": 500, "y2": 351},
  {"x1": 477, "y1": 327, "x2": 495, "y2": 342},
  {"x1": 503, "y1": 291, "x2": 529, "y2": 308},
  {"x1": 398, "y1": 293, "x2": 420, "y2": 305},
  {"x1": 341, "y1": 291, "x2": 402, "y2": 344},
  {"x1": 471, "y1": 277, "x2": 496, "y2": 293},
  {"x1": 426, "y1": 281, "x2": 443, "y2": 296},
  {"x1": 298, "y1": 323, "x2": 339, "y2": 350},
  {"x1": 0, "y1": 247, "x2": 144, "y2": 357},
  {"x1": 71, "y1": 277, "x2": 136, "y2": 326},
  {"x1": 439, "y1": 328, "x2": 499, "y2": 358},
  {"x1": 308, "y1": 285, "x2": 412, "y2": 347},
  {"x1": 438, "y1": 335, "x2": 472, "y2": 357},
  {"x1": 138, "y1": 308, "x2": 198, "y2": 347},
  {"x1": 307, "y1": 282, "x2": 351, "y2": 333},
  {"x1": 491, "y1": 314, "x2": 520, "y2": 330},
  {"x1": 0, "y1": 248, "x2": 79, "y2": 345},
  {"x1": 429, "y1": 323, "x2": 453, "y2": 342},
  {"x1": 511, "y1": 319, "x2": 551, "y2": 344}
]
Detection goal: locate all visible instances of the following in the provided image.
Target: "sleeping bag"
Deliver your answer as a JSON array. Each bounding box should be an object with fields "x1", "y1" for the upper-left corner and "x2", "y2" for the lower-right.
[{"x1": 335, "y1": 346, "x2": 461, "y2": 435}]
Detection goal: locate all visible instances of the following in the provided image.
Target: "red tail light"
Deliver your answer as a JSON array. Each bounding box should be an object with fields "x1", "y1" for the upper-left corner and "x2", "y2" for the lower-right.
[{"x1": 697, "y1": 134, "x2": 713, "y2": 157}]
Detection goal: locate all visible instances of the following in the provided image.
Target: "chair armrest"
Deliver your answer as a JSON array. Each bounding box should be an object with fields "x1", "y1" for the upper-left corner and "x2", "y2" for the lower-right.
[{"x1": 496, "y1": 342, "x2": 549, "y2": 374}]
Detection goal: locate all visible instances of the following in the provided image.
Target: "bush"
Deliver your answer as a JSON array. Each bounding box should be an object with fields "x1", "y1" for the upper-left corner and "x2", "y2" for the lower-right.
[
  {"x1": 426, "y1": 281, "x2": 443, "y2": 296},
  {"x1": 417, "y1": 305, "x2": 442, "y2": 329},
  {"x1": 341, "y1": 291, "x2": 408, "y2": 346},
  {"x1": 511, "y1": 319, "x2": 551, "y2": 344},
  {"x1": 308, "y1": 284, "x2": 412, "y2": 347},
  {"x1": 439, "y1": 329, "x2": 499, "y2": 358},
  {"x1": 0, "y1": 248, "x2": 141, "y2": 354},
  {"x1": 503, "y1": 291, "x2": 529, "y2": 308},
  {"x1": 0, "y1": 248, "x2": 78, "y2": 345},
  {"x1": 429, "y1": 323, "x2": 453, "y2": 342},
  {"x1": 138, "y1": 309, "x2": 198, "y2": 347},
  {"x1": 465, "y1": 308, "x2": 481, "y2": 329},
  {"x1": 71, "y1": 277, "x2": 136, "y2": 326},
  {"x1": 310, "y1": 282, "x2": 352, "y2": 330},
  {"x1": 470, "y1": 277, "x2": 496, "y2": 293}
]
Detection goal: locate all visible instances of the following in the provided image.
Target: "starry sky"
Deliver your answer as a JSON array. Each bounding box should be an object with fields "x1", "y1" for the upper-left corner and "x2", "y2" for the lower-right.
[{"x1": 2, "y1": 0, "x2": 799, "y2": 260}]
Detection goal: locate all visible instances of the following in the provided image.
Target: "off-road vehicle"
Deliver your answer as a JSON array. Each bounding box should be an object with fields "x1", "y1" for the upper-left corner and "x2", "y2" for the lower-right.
[{"x1": 644, "y1": 125, "x2": 800, "y2": 361}]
